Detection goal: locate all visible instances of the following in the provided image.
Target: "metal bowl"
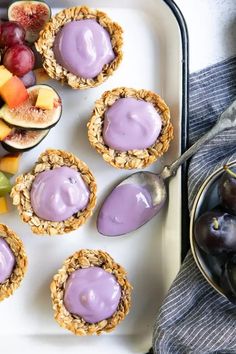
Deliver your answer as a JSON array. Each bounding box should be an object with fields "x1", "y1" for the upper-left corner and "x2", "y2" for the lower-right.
[{"x1": 190, "y1": 160, "x2": 236, "y2": 298}]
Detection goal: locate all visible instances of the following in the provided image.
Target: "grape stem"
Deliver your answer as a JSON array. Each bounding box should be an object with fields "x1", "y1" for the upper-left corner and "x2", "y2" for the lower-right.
[
  {"x1": 213, "y1": 217, "x2": 219, "y2": 230},
  {"x1": 224, "y1": 165, "x2": 236, "y2": 179}
]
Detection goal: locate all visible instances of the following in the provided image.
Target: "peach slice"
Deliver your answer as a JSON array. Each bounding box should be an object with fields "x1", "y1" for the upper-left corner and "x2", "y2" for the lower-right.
[
  {"x1": 0, "y1": 65, "x2": 12, "y2": 88},
  {"x1": 0, "y1": 76, "x2": 28, "y2": 108},
  {"x1": 0, "y1": 119, "x2": 12, "y2": 140},
  {"x1": 0, "y1": 196, "x2": 8, "y2": 214},
  {"x1": 35, "y1": 87, "x2": 57, "y2": 110},
  {"x1": 0, "y1": 153, "x2": 21, "y2": 175}
]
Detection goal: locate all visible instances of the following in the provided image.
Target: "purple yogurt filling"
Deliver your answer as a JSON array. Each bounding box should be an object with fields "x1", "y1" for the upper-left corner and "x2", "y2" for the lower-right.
[
  {"x1": 0, "y1": 238, "x2": 15, "y2": 284},
  {"x1": 103, "y1": 97, "x2": 162, "y2": 151},
  {"x1": 53, "y1": 19, "x2": 115, "y2": 79},
  {"x1": 30, "y1": 166, "x2": 90, "y2": 222},
  {"x1": 64, "y1": 267, "x2": 121, "y2": 323}
]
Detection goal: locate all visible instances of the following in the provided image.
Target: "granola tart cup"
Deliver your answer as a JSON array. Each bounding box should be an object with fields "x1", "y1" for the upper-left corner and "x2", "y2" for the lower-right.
[
  {"x1": 35, "y1": 6, "x2": 123, "y2": 89},
  {"x1": 87, "y1": 87, "x2": 174, "y2": 169},
  {"x1": 11, "y1": 149, "x2": 97, "y2": 236},
  {"x1": 0, "y1": 224, "x2": 27, "y2": 301},
  {"x1": 51, "y1": 249, "x2": 132, "y2": 335}
]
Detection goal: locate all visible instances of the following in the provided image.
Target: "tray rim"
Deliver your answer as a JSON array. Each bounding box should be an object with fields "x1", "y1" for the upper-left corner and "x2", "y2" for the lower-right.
[
  {"x1": 162, "y1": 0, "x2": 190, "y2": 262},
  {"x1": 146, "y1": 0, "x2": 189, "y2": 352}
]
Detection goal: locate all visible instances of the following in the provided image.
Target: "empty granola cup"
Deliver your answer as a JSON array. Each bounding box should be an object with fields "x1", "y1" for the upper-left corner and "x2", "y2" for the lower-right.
[
  {"x1": 0, "y1": 224, "x2": 27, "y2": 301},
  {"x1": 36, "y1": 6, "x2": 123, "y2": 89},
  {"x1": 11, "y1": 149, "x2": 97, "y2": 236},
  {"x1": 87, "y1": 87, "x2": 173, "y2": 169},
  {"x1": 50, "y1": 249, "x2": 132, "y2": 335}
]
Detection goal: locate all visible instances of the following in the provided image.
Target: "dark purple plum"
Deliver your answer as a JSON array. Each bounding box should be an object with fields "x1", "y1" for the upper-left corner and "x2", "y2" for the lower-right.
[
  {"x1": 220, "y1": 254, "x2": 236, "y2": 302},
  {"x1": 219, "y1": 166, "x2": 236, "y2": 214},
  {"x1": 206, "y1": 253, "x2": 227, "y2": 280},
  {"x1": 194, "y1": 210, "x2": 236, "y2": 255}
]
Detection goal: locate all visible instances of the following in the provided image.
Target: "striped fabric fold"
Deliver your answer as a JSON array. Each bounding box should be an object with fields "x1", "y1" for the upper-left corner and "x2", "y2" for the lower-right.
[{"x1": 153, "y1": 57, "x2": 236, "y2": 354}]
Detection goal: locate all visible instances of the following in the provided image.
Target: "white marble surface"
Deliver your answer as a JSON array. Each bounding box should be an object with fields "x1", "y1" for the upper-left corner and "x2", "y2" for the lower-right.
[{"x1": 175, "y1": 0, "x2": 236, "y2": 72}]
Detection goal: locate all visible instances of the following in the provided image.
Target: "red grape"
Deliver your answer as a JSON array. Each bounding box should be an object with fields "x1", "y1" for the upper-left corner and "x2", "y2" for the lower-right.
[
  {"x1": 0, "y1": 21, "x2": 25, "y2": 48},
  {"x1": 3, "y1": 44, "x2": 35, "y2": 77}
]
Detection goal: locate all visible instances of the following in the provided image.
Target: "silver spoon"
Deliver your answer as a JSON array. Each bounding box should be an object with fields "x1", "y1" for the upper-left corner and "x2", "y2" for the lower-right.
[{"x1": 97, "y1": 99, "x2": 236, "y2": 236}]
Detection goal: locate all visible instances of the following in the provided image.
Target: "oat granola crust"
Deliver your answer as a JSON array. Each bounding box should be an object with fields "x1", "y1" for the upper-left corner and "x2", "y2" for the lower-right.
[
  {"x1": 0, "y1": 224, "x2": 27, "y2": 301},
  {"x1": 35, "y1": 6, "x2": 123, "y2": 89},
  {"x1": 87, "y1": 87, "x2": 174, "y2": 169},
  {"x1": 50, "y1": 249, "x2": 132, "y2": 335},
  {"x1": 11, "y1": 149, "x2": 97, "y2": 236}
]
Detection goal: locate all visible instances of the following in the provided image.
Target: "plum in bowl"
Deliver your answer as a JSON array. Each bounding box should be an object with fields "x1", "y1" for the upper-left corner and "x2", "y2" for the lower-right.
[{"x1": 190, "y1": 161, "x2": 236, "y2": 302}]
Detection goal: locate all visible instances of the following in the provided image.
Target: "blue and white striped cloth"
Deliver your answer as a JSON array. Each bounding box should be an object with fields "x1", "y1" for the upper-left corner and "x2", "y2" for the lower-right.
[{"x1": 153, "y1": 57, "x2": 236, "y2": 354}]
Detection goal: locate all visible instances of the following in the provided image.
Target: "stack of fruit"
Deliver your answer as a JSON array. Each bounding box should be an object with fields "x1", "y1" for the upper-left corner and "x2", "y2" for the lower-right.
[
  {"x1": 0, "y1": 16, "x2": 61, "y2": 152},
  {"x1": 194, "y1": 166, "x2": 236, "y2": 300},
  {"x1": 0, "y1": 3, "x2": 61, "y2": 215},
  {"x1": 0, "y1": 69, "x2": 62, "y2": 152}
]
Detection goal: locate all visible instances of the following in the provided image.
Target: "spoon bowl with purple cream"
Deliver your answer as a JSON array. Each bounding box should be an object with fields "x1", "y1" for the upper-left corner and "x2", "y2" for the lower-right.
[{"x1": 97, "y1": 99, "x2": 236, "y2": 236}]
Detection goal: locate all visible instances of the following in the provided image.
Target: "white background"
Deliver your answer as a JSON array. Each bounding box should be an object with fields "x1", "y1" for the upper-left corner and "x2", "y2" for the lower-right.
[{"x1": 176, "y1": 0, "x2": 236, "y2": 72}]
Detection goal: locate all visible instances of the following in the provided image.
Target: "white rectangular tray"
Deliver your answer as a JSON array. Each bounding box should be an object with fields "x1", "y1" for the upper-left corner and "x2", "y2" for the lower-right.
[{"x1": 0, "y1": 1, "x2": 187, "y2": 353}]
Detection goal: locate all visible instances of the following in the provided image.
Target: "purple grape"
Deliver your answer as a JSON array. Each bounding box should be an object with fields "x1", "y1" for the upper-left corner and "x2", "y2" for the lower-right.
[{"x1": 19, "y1": 70, "x2": 36, "y2": 88}]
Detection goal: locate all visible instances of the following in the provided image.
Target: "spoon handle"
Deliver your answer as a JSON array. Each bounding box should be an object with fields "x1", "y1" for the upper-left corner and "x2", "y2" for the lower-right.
[{"x1": 161, "y1": 99, "x2": 236, "y2": 179}]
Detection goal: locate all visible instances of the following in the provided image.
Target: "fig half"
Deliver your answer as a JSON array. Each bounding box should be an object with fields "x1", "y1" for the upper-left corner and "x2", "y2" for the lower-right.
[
  {"x1": 0, "y1": 85, "x2": 62, "y2": 130},
  {"x1": 2, "y1": 128, "x2": 49, "y2": 152},
  {"x1": 8, "y1": 1, "x2": 51, "y2": 43}
]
